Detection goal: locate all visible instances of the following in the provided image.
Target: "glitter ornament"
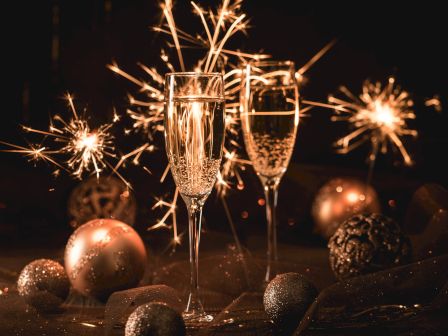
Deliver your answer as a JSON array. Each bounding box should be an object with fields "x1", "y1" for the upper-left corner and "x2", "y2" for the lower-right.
[
  {"x1": 17, "y1": 259, "x2": 69, "y2": 311},
  {"x1": 125, "y1": 302, "x2": 186, "y2": 336},
  {"x1": 64, "y1": 219, "x2": 147, "y2": 300},
  {"x1": 329, "y1": 213, "x2": 412, "y2": 280},
  {"x1": 68, "y1": 176, "x2": 137, "y2": 228},
  {"x1": 263, "y1": 273, "x2": 318, "y2": 332},
  {"x1": 312, "y1": 177, "x2": 381, "y2": 239}
]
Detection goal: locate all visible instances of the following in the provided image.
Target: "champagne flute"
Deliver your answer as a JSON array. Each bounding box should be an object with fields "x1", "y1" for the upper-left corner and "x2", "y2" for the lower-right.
[
  {"x1": 164, "y1": 72, "x2": 225, "y2": 321},
  {"x1": 240, "y1": 60, "x2": 299, "y2": 283}
]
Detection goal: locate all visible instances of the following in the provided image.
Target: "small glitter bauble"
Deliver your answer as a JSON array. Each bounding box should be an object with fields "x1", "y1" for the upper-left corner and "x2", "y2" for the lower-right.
[
  {"x1": 312, "y1": 177, "x2": 381, "y2": 239},
  {"x1": 328, "y1": 213, "x2": 412, "y2": 280},
  {"x1": 64, "y1": 219, "x2": 147, "y2": 300},
  {"x1": 17, "y1": 259, "x2": 69, "y2": 311},
  {"x1": 68, "y1": 176, "x2": 137, "y2": 228},
  {"x1": 125, "y1": 302, "x2": 186, "y2": 336},
  {"x1": 263, "y1": 273, "x2": 318, "y2": 332}
]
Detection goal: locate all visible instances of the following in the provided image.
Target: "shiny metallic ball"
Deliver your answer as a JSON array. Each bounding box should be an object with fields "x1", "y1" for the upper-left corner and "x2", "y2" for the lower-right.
[
  {"x1": 68, "y1": 176, "x2": 137, "y2": 228},
  {"x1": 64, "y1": 219, "x2": 147, "y2": 300},
  {"x1": 125, "y1": 302, "x2": 186, "y2": 336},
  {"x1": 329, "y1": 213, "x2": 412, "y2": 280},
  {"x1": 17, "y1": 259, "x2": 70, "y2": 311},
  {"x1": 312, "y1": 178, "x2": 381, "y2": 239},
  {"x1": 263, "y1": 273, "x2": 318, "y2": 332}
]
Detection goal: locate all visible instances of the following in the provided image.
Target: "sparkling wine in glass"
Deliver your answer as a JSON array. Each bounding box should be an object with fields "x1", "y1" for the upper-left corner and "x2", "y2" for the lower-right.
[
  {"x1": 240, "y1": 60, "x2": 299, "y2": 283},
  {"x1": 164, "y1": 72, "x2": 225, "y2": 321}
]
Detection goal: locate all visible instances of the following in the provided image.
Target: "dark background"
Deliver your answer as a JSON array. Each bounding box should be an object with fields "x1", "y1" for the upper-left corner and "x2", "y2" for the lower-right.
[{"x1": 1, "y1": 1, "x2": 447, "y2": 249}]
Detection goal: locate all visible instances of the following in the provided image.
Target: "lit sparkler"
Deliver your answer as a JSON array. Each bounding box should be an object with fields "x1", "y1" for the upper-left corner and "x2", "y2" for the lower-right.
[
  {"x1": 304, "y1": 77, "x2": 418, "y2": 182},
  {"x1": 0, "y1": 141, "x2": 64, "y2": 172},
  {"x1": 1, "y1": 94, "x2": 126, "y2": 184},
  {"x1": 108, "y1": 0, "x2": 335, "y2": 249},
  {"x1": 108, "y1": 0, "x2": 268, "y2": 248},
  {"x1": 108, "y1": 0, "x2": 268, "y2": 173}
]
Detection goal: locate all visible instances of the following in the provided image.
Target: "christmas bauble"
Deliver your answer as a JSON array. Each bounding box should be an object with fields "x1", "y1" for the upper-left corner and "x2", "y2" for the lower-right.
[
  {"x1": 17, "y1": 259, "x2": 69, "y2": 311},
  {"x1": 263, "y1": 273, "x2": 318, "y2": 332},
  {"x1": 329, "y1": 213, "x2": 412, "y2": 280},
  {"x1": 312, "y1": 178, "x2": 381, "y2": 239},
  {"x1": 68, "y1": 176, "x2": 137, "y2": 228},
  {"x1": 64, "y1": 219, "x2": 147, "y2": 300},
  {"x1": 125, "y1": 302, "x2": 186, "y2": 336}
]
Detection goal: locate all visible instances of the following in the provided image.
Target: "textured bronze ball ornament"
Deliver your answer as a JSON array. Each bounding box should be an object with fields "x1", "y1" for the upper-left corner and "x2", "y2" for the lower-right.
[
  {"x1": 263, "y1": 273, "x2": 318, "y2": 332},
  {"x1": 64, "y1": 219, "x2": 147, "y2": 300},
  {"x1": 68, "y1": 176, "x2": 137, "y2": 228},
  {"x1": 125, "y1": 302, "x2": 186, "y2": 336},
  {"x1": 328, "y1": 213, "x2": 412, "y2": 280},
  {"x1": 312, "y1": 177, "x2": 381, "y2": 239},
  {"x1": 17, "y1": 259, "x2": 70, "y2": 311}
]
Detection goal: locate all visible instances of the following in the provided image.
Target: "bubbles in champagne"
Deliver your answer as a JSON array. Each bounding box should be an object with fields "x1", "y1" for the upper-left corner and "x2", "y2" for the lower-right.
[
  {"x1": 165, "y1": 97, "x2": 225, "y2": 199},
  {"x1": 244, "y1": 132, "x2": 296, "y2": 178},
  {"x1": 170, "y1": 157, "x2": 221, "y2": 197}
]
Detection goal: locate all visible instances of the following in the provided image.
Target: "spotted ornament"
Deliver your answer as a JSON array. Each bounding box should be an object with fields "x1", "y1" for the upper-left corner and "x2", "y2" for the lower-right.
[{"x1": 17, "y1": 259, "x2": 70, "y2": 311}]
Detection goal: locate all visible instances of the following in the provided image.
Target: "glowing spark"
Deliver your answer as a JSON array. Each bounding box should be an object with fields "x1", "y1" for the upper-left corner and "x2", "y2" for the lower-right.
[
  {"x1": 216, "y1": 147, "x2": 251, "y2": 197},
  {"x1": 108, "y1": 0, "x2": 333, "y2": 249},
  {"x1": 1, "y1": 94, "x2": 127, "y2": 184},
  {"x1": 108, "y1": 0, "x2": 265, "y2": 247},
  {"x1": 0, "y1": 141, "x2": 65, "y2": 171},
  {"x1": 150, "y1": 188, "x2": 181, "y2": 251},
  {"x1": 295, "y1": 40, "x2": 337, "y2": 85},
  {"x1": 306, "y1": 77, "x2": 418, "y2": 167},
  {"x1": 161, "y1": 0, "x2": 185, "y2": 71},
  {"x1": 425, "y1": 95, "x2": 442, "y2": 113},
  {"x1": 80, "y1": 322, "x2": 97, "y2": 328}
]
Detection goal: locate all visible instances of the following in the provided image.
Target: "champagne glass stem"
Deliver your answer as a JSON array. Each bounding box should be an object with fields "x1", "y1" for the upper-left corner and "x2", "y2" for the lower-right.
[
  {"x1": 185, "y1": 196, "x2": 205, "y2": 317},
  {"x1": 263, "y1": 178, "x2": 279, "y2": 283}
]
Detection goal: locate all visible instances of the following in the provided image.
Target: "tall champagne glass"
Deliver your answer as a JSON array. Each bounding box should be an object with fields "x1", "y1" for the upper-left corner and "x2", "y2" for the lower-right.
[
  {"x1": 164, "y1": 73, "x2": 225, "y2": 321},
  {"x1": 240, "y1": 61, "x2": 299, "y2": 283}
]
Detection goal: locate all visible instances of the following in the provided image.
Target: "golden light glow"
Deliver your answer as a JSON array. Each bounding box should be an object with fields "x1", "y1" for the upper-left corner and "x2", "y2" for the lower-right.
[
  {"x1": 76, "y1": 133, "x2": 98, "y2": 151},
  {"x1": 1, "y1": 94, "x2": 127, "y2": 184},
  {"x1": 305, "y1": 77, "x2": 418, "y2": 166},
  {"x1": 92, "y1": 228, "x2": 109, "y2": 243},
  {"x1": 107, "y1": 0, "x2": 266, "y2": 247},
  {"x1": 106, "y1": 0, "x2": 335, "y2": 248},
  {"x1": 425, "y1": 95, "x2": 442, "y2": 113},
  {"x1": 346, "y1": 191, "x2": 359, "y2": 203}
]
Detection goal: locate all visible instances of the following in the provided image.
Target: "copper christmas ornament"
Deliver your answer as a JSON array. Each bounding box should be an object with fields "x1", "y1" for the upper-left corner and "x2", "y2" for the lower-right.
[
  {"x1": 64, "y1": 219, "x2": 147, "y2": 300},
  {"x1": 312, "y1": 177, "x2": 381, "y2": 239},
  {"x1": 68, "y1": 176, "x2": 137, "y2": 228}
]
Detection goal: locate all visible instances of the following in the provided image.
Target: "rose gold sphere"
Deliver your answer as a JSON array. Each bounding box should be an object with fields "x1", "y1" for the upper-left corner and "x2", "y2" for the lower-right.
[
  {"x1": 64, "y1": 219, "x2": 147, "y2": 300},
  {"x1": 312, "y1": 178, "x2": 381, "y2": 239}
]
